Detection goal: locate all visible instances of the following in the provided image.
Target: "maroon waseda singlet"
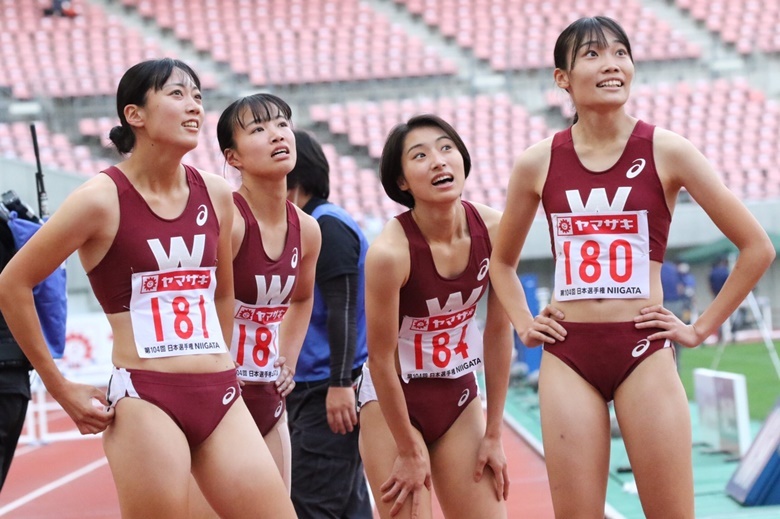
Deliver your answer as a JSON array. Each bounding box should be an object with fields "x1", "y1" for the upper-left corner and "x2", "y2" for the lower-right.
[
  {"x1": 397, "y1": 200, "x2": 491, "y2": 323},
  {"x1": 540, "y1": 121, "x2": 675, "y2": 399},
  {"x1": 541, "y1": 120, "x2": 671, "y2": 263},
  {"x1": 230, "y1": 193, "x2": 301, "y2": 434},
  {"x1": 232, "y1": 193, "x2": 301, "y2": 306},
  {"x1": 390, "y1": 200, "x2": 491, "y2": 443},
  {"x1": 87, "y1": 165, "x2": 220, "y2": 314}
]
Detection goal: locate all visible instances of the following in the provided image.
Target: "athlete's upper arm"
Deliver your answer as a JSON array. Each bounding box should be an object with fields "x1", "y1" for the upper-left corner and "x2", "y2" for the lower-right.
[
  {"x1": 364, "y1": 222, "x2": 408, "y2": 357},
  {"x1": 199, "y1": 170, "x2": 235, "y2": 230},
  {"x1": 229, "y1": 204, "x2": 244, "y2": 261},
  {"x1": 492, "y1": 139, "x2": 550, "y2": 267},
  {"x1": 200, "y1": 171, "x2": 235, "y2": 302},
  {"x1": 291, "y1": 209, "x2": 322, "y2": 303}
]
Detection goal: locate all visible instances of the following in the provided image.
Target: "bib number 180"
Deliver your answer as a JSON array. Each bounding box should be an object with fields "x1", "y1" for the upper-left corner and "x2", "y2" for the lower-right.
[{"x1": 562, "y1": 238, "x2": 633, "y2": 285}]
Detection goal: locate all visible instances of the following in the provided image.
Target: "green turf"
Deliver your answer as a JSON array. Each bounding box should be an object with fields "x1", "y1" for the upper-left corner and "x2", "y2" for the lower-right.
[{"x1": 678, "y1": 342, "x2": 780, "y2": 420}]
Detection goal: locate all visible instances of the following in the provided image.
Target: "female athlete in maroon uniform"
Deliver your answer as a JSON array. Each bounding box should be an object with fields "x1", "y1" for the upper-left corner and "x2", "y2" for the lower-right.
[
  {"x1": 0, "y1": 60, "x2": 297, "y2": 518},
  {"x1": 490, "y1": 17, "x2": 774, "y2": 519},
  {"x1": 360, "y1": 114, "x2": 513, "y2": 519},
  {"x1": 217, "y1": 93, "x2": 320, "y2": 489}
]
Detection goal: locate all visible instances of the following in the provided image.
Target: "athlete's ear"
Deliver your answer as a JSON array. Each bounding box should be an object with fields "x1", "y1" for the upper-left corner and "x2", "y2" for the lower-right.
[
  {"x1": 398, "y1": 175, "x2": 410, "y2": 192},
  {"x1": 124, "y1": 104, "x2": 143, "y2": 128},
  {"x1": 225, "y1": 148, "x2": 241, "y2": 169},
  {"x1": 554, "y1": 68, "x2": 570, "y2": 91}
]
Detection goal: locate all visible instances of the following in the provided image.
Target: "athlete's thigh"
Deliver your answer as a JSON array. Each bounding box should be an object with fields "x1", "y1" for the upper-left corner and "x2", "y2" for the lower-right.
[
  {"x1": 538, "y1": 351, "x2": 612, "y2": 518},
  {"x1": 102, "y1": 397, "x2": 192, "y2": 519},
  {"x1": 428, "y1": 398, "x2": 506, "y2": 519},
  {"x1": 614, "y1": 348, "x2": 694, "y2": 519},
  {"x1": 358, "y1": 401, "x2": 433, "y2": 519},
  {"x1": 191, "y1": 397, "x2": 296, "y2": 519},
  {"x1": 263, "y1": 412, "x2": 292, "y2": 492},
  {"x1": 187, "y1": 475, "x2": 219, "y2": 519}
]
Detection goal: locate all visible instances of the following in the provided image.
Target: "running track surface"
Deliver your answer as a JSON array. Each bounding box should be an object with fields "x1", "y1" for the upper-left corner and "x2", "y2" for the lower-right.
[{"x1": 0, "y1": 409, "x2": 554, "y2": 518}]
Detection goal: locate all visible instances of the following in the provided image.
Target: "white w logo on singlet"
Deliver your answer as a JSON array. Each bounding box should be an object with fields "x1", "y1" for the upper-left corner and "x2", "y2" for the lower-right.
[
  {"x1": 148, "y1": 235, "x2": 206, "y2": 269},
  {"x1": 565, "y1": 187, "x2": 632, "y2": 212},
  {"x1": 255, "y1": 275, "x2": 296, "y2": 305},
  {"x1": 425, "y1": 287, "x2": 483, "y2": 315}
]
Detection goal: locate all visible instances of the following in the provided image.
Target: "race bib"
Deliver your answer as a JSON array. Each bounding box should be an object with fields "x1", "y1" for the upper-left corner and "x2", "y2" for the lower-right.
[
  {"x1": 552, "y1": 210, "x2": 650, "y2": 301},
  {"x1": 397, "y1": 305, "x2": 484, "y2": 381},
  {"x1": 130, "y1": 267, "x2": 227, "y2": 358},
  {"x1": 231, "y1": 301, "x2": 286, "y2": 382}
]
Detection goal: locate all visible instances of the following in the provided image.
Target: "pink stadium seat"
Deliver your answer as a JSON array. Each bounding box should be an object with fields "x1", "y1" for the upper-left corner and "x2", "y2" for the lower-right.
[{"x1": 676, "y1": 0, "x2": 780, "y2": 53}]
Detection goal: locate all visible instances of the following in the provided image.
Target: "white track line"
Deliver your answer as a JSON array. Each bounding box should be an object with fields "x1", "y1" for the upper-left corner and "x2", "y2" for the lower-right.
[{"x1": 0, "y1": 457, "x2": 108, "y2": 516}]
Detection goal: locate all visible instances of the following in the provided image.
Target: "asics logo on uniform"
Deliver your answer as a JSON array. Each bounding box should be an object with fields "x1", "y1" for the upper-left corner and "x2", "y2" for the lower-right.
[
  {"x1": 631, "y1": 338, "x2": 651, "y2": 358},
  {"x1": 477, "y1": 258, "x2": 489, "y2": 281},
  {"x1": 196, "y1": 204, "x2": 208, "y2": 226},
  {"x1": 222, "y1": 386, "x2": 237, "y2": 405},
  {"x1": 291, "y1": 247, "x2": 299, "y2": 269},
  {"x1": 274, "y1": 401, "x2": 284, "y2": 418},
  {"x1": 458, "y1": 388, "x2": 470, "y2": 407},
  {"x1": 626, "y1": 158, "x2": 646, "y2": 179}
]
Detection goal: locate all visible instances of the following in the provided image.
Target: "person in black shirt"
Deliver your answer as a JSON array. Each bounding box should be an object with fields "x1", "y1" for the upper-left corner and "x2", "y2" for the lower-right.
[
  {"x1": 0, "y1": 208, "x2": 32, "y2": 492},
  {"x1": 286, "y1": 129, "x2": 372, "y2": 518}
]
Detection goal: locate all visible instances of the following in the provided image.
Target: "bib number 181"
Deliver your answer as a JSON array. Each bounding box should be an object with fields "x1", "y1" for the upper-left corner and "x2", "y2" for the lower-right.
[{"x1": 151, "y1": 294, "x2": 209, "y2": 342}]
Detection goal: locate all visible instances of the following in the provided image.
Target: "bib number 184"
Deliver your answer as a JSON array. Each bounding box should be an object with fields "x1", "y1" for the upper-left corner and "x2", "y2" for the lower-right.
[{"x1": 414, "y1": 326, "x2": 469, "y2": 369}]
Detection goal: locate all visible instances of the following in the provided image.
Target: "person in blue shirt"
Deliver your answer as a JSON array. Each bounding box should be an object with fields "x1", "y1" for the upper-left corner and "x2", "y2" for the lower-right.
[
  {"x1": 709, "y1": 258, "x2": 731, "y2": 342},
  {"x1": 661, "y1": 260, "x2": 686, "y2": 368},
  {"x1": 286, "y1": 129, "x2": 372, "y2": 518}
]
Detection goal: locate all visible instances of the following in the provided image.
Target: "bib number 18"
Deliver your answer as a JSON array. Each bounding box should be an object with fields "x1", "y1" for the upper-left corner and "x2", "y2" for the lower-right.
[{"x1": 234, "y1": 324, "x2": 272, "y2": 367}]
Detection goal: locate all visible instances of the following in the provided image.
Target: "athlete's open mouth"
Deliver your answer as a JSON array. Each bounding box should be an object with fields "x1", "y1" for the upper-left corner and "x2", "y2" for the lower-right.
[{"x1": 432, "y1": 174, "x2": 453, "y2": 186}]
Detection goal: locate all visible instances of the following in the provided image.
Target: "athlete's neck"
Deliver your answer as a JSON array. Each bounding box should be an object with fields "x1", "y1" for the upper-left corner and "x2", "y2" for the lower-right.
[
  {"x1": 411, "y1": 200, "x2": 467, "y2": 244},
  {"x1": 238, "y1": 177, "x2": 288, "y2": 225},
  {"x1": 115, "y1": 156, "x2": 187, "y2": 194},
  {"x1": 571, "y1": 111, "x2": 636, "y2": 147}
]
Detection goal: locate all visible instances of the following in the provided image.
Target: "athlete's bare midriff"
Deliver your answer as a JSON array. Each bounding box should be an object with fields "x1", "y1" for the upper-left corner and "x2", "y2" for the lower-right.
[
  {"x1": 106, "y1": 312, "x2": 235, "y2": 373},
  {"x1": 551, "y1": 260, "x2": 664, "y2": 322}
]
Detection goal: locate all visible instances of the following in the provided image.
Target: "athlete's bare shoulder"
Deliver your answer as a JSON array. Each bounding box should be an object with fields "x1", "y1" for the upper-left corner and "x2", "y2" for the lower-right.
[
  {"x1": 196, "y1": 168, "x2": 234, "y2": 199},
  {"x1": 26, "y1": 172, "x2": 120, "y2": 263},
  {"x1": 466, "y1": 200, "x2": 502, "y2": 231},
  {"x1": 192, "y1": 167, "x2": 234, "y2": 225},
  {"x1": 294, "y1": 205, "x2": 323, "y2": 253},
  {"x1": 293, "y1": 204, "x2": 318, "y2": 231},
  {"x1": 370, "y1": 217, "x2": 407, "y2": 256},
  {"x1": 651, "y1": 126, "x2": 693, "y2": 152},
  {"x1": 651, "y1": 125, "x2": 713, "y2": 188},
  {"x1": 366, "y1": 217, "x2": 410, "y2": 284},
  {"x1": 511, "y1": 135, "x2": 554, "y2": 194},
  {"x1": 66, "y1": 171, "x2": 120, "y2": 220}
]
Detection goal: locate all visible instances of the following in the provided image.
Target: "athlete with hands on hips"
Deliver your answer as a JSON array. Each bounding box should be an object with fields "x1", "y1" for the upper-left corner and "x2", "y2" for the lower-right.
[
  {"x1": 490, "y1": 17, "x2": 774, "y2": 519},
  {"x1": 359, "y1": 114, "x2": 513, "y2": 519},
  {"x1": 217, "y1": 93, "x2": 320, "y2": 488},
  {"x1": 0, "y1": 59, "x2": 297, "y2": 518}
]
